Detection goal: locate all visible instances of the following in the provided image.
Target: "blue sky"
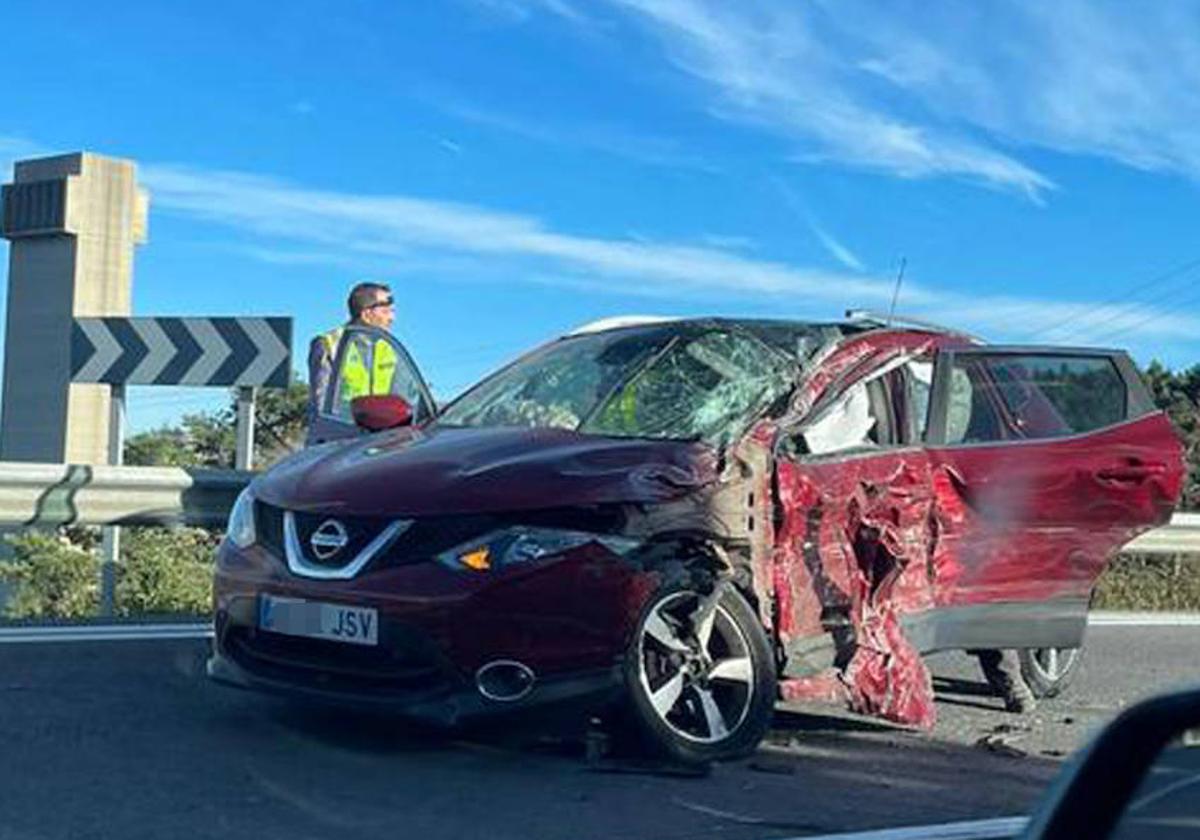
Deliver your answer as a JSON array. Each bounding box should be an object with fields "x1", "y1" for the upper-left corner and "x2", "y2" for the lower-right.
[{"x1": 3, "y1": 0, "x2": 1200, "y2": 432}]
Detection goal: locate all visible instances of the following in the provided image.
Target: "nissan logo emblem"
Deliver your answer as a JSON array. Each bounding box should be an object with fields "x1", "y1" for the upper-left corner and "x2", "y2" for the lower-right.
[{"x1": 310, "y1": 519, "x2": 350, "y2": 560}]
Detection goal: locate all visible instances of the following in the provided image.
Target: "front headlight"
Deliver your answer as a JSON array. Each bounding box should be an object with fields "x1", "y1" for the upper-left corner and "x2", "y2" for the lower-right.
[
  {"x1": 436, "y1": 527, "x2": 639, "y2": 572},
  {"x1": 226, "y1": 486, "x2": 257, "y2": 548}
]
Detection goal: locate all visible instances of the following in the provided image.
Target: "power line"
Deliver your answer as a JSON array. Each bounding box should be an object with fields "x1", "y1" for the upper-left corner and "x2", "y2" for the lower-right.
[
  {"x1": 1051, "y1": 274, "x2": 1200, "y2": 346},
  {"x1": 1096, "y1": 285, "x2": 1200, "y2": 346},
  {"x1": 1022, "y1": 254, "x2": 1200, "y2": 344}
]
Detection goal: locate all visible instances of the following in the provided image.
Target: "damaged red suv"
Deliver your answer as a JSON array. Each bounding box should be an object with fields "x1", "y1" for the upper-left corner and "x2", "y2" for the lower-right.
[{"x1": 209, "y1": 314, "x2": 1183, "y2": 762}]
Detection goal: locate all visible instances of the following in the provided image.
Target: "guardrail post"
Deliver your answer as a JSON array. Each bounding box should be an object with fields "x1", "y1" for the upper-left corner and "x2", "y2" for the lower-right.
[
  {"x1": 235, "y1": 387, "x2": 256, "y2": 471},
  {"x1": 99, "y1": 385, "x2": 125, "y2": 617}
]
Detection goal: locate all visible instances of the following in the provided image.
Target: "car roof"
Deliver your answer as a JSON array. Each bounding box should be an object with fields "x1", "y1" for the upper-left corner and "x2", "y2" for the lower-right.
[{"x1": 565, "y1": 312, "x2": 969, "y2": 340}]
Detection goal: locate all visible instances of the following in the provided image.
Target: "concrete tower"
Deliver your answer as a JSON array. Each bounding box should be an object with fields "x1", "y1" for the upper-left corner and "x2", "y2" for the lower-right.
[{"x1": 0, "y1": 152, "x2": 148, "y2": 463}]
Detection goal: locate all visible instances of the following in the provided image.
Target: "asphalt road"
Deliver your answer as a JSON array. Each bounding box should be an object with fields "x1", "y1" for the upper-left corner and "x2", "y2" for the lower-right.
[{"x1": 0, "y1": 625, "x2": 1195, "y2": 840}]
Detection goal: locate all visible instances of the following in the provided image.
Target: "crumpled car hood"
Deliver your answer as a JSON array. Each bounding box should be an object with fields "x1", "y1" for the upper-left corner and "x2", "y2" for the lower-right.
[{"x1": 255, "y1": 425, "x2": 718, "y2": 517}]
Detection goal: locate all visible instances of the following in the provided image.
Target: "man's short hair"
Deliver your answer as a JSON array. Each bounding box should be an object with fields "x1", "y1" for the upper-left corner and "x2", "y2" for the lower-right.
[{"x1": 347, "y1": 282, "x2": 391, "y2": 321}]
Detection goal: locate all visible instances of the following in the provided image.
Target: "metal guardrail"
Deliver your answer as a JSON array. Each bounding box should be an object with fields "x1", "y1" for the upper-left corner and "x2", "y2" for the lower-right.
[
  {"x1": 0, "y1": 461, "x2": 1194, "y2": 555},
  {"x1": 1124, "y1": 511, "x2": 1200, "y2": 556},
  {"x1": 0, "y1": 462, "x2": 252, "y2": 529}
]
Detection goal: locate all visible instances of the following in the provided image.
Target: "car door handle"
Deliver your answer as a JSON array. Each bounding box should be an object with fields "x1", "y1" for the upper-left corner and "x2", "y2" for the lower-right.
[{"x1": 1095, "y1": 463, "x2": 1166, "y2": 482}]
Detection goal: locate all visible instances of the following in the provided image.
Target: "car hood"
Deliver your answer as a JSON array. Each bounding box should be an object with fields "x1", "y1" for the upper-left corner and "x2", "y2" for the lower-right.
[{"x1": 254, "y1": 425, "x2": 719, "y2": 517}]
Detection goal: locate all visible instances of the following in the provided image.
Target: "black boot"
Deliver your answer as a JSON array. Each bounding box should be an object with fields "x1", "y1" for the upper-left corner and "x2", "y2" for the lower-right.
[{"x1": 975, "y1": 649, "x2": 1037, "y2": 714}]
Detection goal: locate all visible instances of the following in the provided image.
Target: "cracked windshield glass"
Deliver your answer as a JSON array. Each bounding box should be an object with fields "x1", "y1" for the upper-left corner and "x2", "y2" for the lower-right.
[
  {"x1": 439, "y1": 325, "x2": 795, "y2": 444},
  {"x1": 2, "y1": 2, "x2": 1199, "y2": 839}
]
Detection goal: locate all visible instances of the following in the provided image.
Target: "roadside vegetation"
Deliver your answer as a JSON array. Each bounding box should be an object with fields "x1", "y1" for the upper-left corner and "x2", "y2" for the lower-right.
[
  {"x1": 0, "y1": 377, "x2": 308, "y2": 619},
  {"x1": 1094, "y1": 554, "x2": 1200, "y2": 612},
  {"x1": 1141, "y1": 361, "x2": 1200, "y2": 509},
  {"x1": 0, "y1": 526, "x2": 218, "y2": 619},
  {"x1": 0, "y1": 365, "x2": 1197, "y2": 619}
]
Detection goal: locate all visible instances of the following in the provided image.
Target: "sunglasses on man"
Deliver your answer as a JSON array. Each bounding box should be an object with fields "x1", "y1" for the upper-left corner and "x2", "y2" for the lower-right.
[{"x1": 365, "y1": 297, "x2": 394, "y2": 310}]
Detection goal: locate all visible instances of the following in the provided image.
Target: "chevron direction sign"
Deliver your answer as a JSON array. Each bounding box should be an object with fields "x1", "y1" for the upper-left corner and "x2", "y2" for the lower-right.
[{"x1": 71, "y1": 317, "x2": 292, "y2": 387}]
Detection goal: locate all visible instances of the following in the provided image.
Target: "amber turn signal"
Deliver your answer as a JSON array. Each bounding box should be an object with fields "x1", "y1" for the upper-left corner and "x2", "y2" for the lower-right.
[{"x1": 458, "y1": 547, "x2": 492, "y2": 571}]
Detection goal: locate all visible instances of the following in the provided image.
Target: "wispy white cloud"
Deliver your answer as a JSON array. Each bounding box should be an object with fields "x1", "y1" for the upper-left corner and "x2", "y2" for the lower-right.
[
  {"x1": 141, "y1": 162, "x2": 904, "y2": 304},
  {"x1": 768, "y1": 175, "x2": 865, "y2": 272},
  {"x1": 435, "y1": 97, "x2": 719, "y2": 172},
  {"x1": 697, "y1": 233, "x2": 755, "y2": 251},
  {"x1": 920, "y1": 295, "x2": 1200, "y2": 348},
  {"x1": 810, "y1": 224, "x2": 864, "y2": 273},
  {"x1": 513, "y1": 1, "x2": 1200, "y2": 198},
  {"x1": 466, "y1": 0, "x2": 590, "y2": 25},
  {"x1": 236, "y1": 244, "x2": 484, "y2": 278},
  {"x1": 835, "y1": 1, "x2": 1200, "y2": 182},
  {"x1": 604, "y1": 0, "x2": 1053, "y2": 199},
  {"x1": 138, "y1": 160, "x2": 1200, "y2": 345},
  {"x1": 2, "y1": 135, "x2": 1195, "y2": 345}
]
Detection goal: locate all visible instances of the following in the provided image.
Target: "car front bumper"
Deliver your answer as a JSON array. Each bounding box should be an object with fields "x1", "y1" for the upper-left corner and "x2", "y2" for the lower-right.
[
  {"x1": 206, "y1": 647, "x2": 623, "y2": 727},
  {"x1": 209, "y1": 539, "x2": 638, "y2": 724}
]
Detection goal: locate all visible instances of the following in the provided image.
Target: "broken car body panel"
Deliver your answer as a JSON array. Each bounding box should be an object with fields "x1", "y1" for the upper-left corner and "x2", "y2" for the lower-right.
[
  {"x1": 211, "y1": 317, "x2": 1185, "y2": 739},
  {"x1": 771, "y1": 333, "x2": 1183, "y2": 727}
]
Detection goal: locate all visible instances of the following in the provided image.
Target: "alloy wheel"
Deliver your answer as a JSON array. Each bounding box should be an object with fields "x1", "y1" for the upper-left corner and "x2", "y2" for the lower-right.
[
  {"x1": 636, "y1": 589, "x2": 755, "y2": 744},
  {"x1": 1028, "y1": 647, "x2": 1080, "y2": 683}
]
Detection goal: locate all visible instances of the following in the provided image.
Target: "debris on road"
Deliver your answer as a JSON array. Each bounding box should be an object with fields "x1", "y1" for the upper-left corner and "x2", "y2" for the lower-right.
[{"x1": 974, "y1": 729, "x2": 1030, "y2": 759}]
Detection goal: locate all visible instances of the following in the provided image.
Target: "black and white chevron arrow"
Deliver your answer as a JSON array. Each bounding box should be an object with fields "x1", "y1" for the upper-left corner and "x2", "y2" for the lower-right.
[{"x1": 71, "y1": 317, "x2": 292, "y2": 387}]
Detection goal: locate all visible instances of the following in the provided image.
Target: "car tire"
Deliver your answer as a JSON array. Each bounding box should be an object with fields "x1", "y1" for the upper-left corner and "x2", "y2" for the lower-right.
[
  {"x1": 623, "y1": 582, "x2": 776, "y2": 764},
  {"x1": 1018, "y1": 646, "x2": 1083, "y2": 699}
]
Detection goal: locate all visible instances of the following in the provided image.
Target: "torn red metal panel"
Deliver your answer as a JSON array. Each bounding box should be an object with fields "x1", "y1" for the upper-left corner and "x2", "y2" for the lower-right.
[
  {"x1": 774, "y1": 452, "x2": 939, "y2": 728},
  {"x1": 772, "y1": 463, "x2": 848, "y2": 642},
  {"x1": 841, "y1": 601, "x2": 935, "y2": 727},
  {"x1": 770, "y1": 331, "x2": 955, "y2": 728},
  {"x1": 788, "y1": 331, "x2": 954, "y2": 422}
]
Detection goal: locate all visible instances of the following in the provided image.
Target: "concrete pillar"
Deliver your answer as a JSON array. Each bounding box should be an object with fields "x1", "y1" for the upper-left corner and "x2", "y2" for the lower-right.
[{"x1": 0, "y1": 152, "x2": 148, "y2": 463}]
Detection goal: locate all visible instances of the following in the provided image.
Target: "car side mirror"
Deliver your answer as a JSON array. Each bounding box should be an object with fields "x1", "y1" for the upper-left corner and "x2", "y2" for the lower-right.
[
  {"x1": 350, "y1": 395, "x2": 413, "y2": 432},
  {"x1": 1021, "y1": 685, "x2": 1200, "y2": 839}
]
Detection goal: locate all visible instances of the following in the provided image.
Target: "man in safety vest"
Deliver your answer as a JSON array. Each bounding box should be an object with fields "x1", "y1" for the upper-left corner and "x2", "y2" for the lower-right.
[{"x1": 306, "y1": 282, "x2": 400, "y2": 442}]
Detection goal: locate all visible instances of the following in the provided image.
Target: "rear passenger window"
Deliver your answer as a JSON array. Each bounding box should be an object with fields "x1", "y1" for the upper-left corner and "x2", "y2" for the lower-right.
[
  {"x1": 902, "y1": 359, "x2": 934, "y2": 442},
  {"x1": 944, "y1": 354, "x2": 1127, "y2": 443}
]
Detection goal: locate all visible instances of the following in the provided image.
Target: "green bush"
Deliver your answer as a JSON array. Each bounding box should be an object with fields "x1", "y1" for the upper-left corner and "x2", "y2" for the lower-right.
[
  {"x1": 0, "y1": 527, "x2": 217, "y2": 620},
  {"x1": 1093, "y1": 554, "x2": 1200, "y2": 612},
  {"x1": 116, "y1": 527, "x2": 217, "y2": 617},
  {"x1": 0, "y1": 531, "x2": 100, "y2": 619}
]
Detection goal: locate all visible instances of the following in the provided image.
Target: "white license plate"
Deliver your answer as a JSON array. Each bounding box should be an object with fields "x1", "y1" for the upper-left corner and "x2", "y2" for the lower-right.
[{"x1": 258, "y1": 595, "x2": 378, "y2": 646}]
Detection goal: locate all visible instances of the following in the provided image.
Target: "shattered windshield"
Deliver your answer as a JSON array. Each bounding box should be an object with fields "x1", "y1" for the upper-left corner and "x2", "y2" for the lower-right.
[{"x1": 438, "y1": 325, "x2": 797, "y2": 444}]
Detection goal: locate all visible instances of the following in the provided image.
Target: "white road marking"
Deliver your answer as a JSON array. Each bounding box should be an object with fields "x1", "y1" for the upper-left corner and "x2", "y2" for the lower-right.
[
  {"x1": 0, "y1": 623, "x2": 212, "y2": 643},
  {"x1": 672, "y1": 797, "x2": 767, "y2": 826},
  {"x1": 773, "y1": 815, "x2": 1028, "y2": 840},
  {"x1": 1129, "y1": 771, "x2": 1200, "y2": 813},
  {"x1": 1089, "y1": 611, "x2": 1200, "y2": 627}
]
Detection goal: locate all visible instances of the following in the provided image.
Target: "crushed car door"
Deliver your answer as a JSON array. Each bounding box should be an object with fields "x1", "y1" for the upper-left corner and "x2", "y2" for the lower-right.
[
  {"x1": 308, "y1": 325, "x2": 436, "y2": 445},
  {"x1": 773, "y1": 341, "x2": 943, "y2": 727},
  {"x1": 918, "y1": 347, "x2": 1184, "y2": 652}
]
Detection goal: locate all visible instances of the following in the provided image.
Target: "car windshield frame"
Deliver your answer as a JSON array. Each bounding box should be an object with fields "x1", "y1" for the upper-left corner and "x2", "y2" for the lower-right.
[{"x1": 435, "y1": 320, "x2": 821, "y2": 446}]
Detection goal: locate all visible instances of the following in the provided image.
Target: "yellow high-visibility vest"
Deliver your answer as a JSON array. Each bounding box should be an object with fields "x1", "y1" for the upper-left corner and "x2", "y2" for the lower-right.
[{"x1": 321, "y1": 328, "x2": 399, "y2": 406}]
